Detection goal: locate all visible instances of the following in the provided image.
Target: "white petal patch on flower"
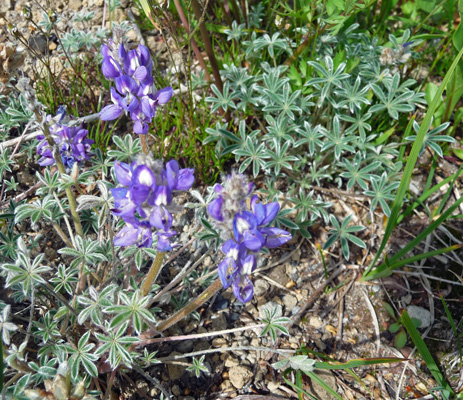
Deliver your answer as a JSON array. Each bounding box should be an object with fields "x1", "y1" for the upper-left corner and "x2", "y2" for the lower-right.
[
  {"x1": 227, "y1": 247, "x2": 239, "y2": 260},
  {"x1": 236, "y1": 216, "x2": 250, "y2": 234},
  {"x1": 138, "y1": 169, "x2": 153, "y2": 186},
  {"x1": 242, "y1": 258, "x2": 253, "y2": 276}
]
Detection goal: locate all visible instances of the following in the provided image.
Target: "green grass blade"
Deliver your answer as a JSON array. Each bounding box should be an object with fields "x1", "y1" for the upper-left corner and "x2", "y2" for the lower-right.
[
  {"x1": 314, "y1": 357, "x2": 404, "y2": 370},
  {"x1": 401, "y1": 310, "x2": 454, "y2": 399},
  {"x1": 363, "y1": 45, "x2": 463, "y2": 279},
  {"x1": 364, "y1": 195, "x2": 463, "y2": 280},
  {"x1": 440, "y1": 295, "x2": 462, "y2": 362},
  {"x1": 436, "y1": 162, "x2": 463, "y2": 215},
  {"x1": 306, "y1": 371, "x2": 344, "y2": 400},
  {"x1": 397, "y1": 168, "x2": 463, "y2": 224},
  {"x1": 369, "y1": 244, "x2": 463, "y2": 279},
  {"x1": 282, "y1": 373, "x2": 319, "y2": 400}
]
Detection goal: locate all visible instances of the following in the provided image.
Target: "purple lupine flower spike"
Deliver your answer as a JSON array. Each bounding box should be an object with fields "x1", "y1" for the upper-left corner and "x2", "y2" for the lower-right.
[
  {"x1": 99, "y1": 39, "x2": 173, "y2": 134},
  {"x1": 207, "y1": 172, "x2": 292, "y2": 303},
  {"x1": 111, "y1": 155, "x2": 194, "y2": 252},
  {"x1": 37, "y1": 110, "x2": 94, "y2": 168}
]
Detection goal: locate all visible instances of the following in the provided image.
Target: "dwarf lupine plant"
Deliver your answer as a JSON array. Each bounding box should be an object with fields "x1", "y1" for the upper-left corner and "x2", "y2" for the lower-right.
[{"x1": 0, "y1": 34, "x2": 295, "y2": 399}]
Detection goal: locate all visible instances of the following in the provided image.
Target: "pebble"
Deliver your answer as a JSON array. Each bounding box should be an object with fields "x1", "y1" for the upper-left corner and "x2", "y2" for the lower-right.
[
  {"x1": 184, "y1": 320, "x2": 198, "y2": 333},
  {"x1": 167, "y1": 352, "x2": 186, "y2": 381},
  {"x1": 172, "y1": 385, "x2": 181, "y2": 396},
  {"x1": 309, "y1": 316, "x2": 323, "y2": 329},
  {"x1": 225, "y1": 355, "x2": 239, "y2": 368},
  {"x1": 212, "y1": 338, "x2": 227, "y2": 348},
  {"x1": 228, "y1": 366, "x2": 253, "y2": 389},
  {"x1": 176, "y1": 339, "x2": 193, "y2": 353},
  {"x1": 267, "y1": 381, "x2": 280, "y2": 391},
  {"x1": 406, "y1": 305, "x2": 432, "y2": 328},
  {"x1": 211, "y1": 313, "x2": 228, "y2": 331},
  {"x1": 282, "y1": 294, "x2": 297, "y2": 311},
  {"x1": 254, "y1": 279, "x2": 270, "y2": 297}
]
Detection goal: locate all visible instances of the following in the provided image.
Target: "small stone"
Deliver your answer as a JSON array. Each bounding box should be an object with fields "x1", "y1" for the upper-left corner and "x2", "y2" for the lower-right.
[
  {"x1": 314, "y1": 338, "x2": 326, "y2": 351},
  {"x1": 228, "y1": 366, "x2": 252, "y2": 389},
  {"x1": 212, "y1": 338, "x2": 227, "y2": 348},
  {"x1": 88, "y1": 0, "x2": 104, "y2": 7},
  {"x1": 211, "y1": 313, "x2": 228, "y2": 330},
  {"x1": 0, "y1": 0, "x2": 12, "y2": 12},
  {"x1": 282, "y1": 294, "x2": 297, "y2": 311},
  {"x1": 172, "y1": 385, "x2": 181, "y2": 396},
  {"x1": 219, "y1": 379, "x2": 233, "y2": 391},
  {"x1": 267, "y1": 381, "x2": 280, "y2": 391},
  {"x1": 69, "y1": 0, "x2": 83, "y2": 10},
  {"x1": 309, "y1": 316, "x2": 323, "y2": 329},
  {"x1": 225, "y1": 355, "x2": 240, "y2": 368},
  {"x1": 136, "y1": 380, "x2": 148, "y2": 397},
  {"x1": 406, "y1": 305, "x2": 432, "y2": 328},
  {"x1": 176, "y1": 339, "x2": 194, "y2": 353},
  {"x1": 306, "y1": 370, "x2": 337, "y2": 400},
  {"x1": 254, "y1": 279, "x2": 270, "y2": 297},
  {"x1": 167, "y1": 352, "x2": 186, "y2": 380},
  {"x1": 184, "y1": 320, "x2": 198, "y2": 333}
]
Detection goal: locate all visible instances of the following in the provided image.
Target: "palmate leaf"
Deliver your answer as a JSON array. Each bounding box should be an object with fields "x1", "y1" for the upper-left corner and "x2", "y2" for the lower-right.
[
  {"x1": 205, "y1": 82, "x2": 238, "y2": 113},
  {"x1": 370, "y1": 74, "x2": 417, "y2": 119},
  {"x1": 364, "y1": 173, "x2": 400, "y2": 217},
  {"x1": 259, "y1": 305, "x2": 291, "y2": 344},
  {"x1": 94, "y1": 321, "x2": 139, "y2": 370},
  {"x1": 323, "y1": 215, "x2": 366, "y2": 260},
  {"x1": 306, "y1": 56, "x2": 350, "y2": 101},
  {"x1": 406, "y1": 120, "x2": 454, "y2": 157}
]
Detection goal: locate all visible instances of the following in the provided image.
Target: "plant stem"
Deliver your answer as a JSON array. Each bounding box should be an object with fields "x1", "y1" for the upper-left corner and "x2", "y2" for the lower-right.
[
  {"x1": 140, "y1": 134, "x2": 149, "y2": 155},
  {"x1": 140, "y1": 251, "x2": 166, "y2": 296},
  {"x1": 172, "y1": 0, "x2": 211, "y2": 82},
  {"x1": 156, "y1": 278, "x2": 223, "y2": 332},
  {"x1": 190, "y1": 0, "x2": 224, "y2": 93},
  {"x1": 35, "y1": 111, "x2": 83, "y2": 237},
  {"x1": 139, "y1": 323, "x2": 267, "y2": 345}
]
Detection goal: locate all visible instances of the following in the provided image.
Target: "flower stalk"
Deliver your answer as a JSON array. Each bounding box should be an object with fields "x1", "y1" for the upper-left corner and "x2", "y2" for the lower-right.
[
  {"x1": 156, "y1": 278, "x2": 223, "y2": 332},
  {"x1": 140, "y1": 251, "x2": 165, "y2": 296}
]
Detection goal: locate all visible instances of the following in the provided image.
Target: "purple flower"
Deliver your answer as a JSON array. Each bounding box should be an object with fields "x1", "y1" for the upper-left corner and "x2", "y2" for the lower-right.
[
  {"x1": 99, "y1": 42, "x2": 173, "y2": 134},
  {"x1": 113, "y1": 220, "x2": 152, "y2": 248},
  {"x1": 111, "y1": 156, "x2": 194, "y2": 252},
  {"x1": 37, "y1": 111, "x2": 94, "y2": 168},
  {"x1": 207, "y1": 173, "x2": 292, "y2": 303}
]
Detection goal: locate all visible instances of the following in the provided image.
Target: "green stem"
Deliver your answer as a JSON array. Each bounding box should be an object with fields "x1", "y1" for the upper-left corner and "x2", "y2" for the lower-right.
[
  {"x1": 140, "y1": 251, "x2": 166, "y2": 296},
  {"x1": 156, "y1": 278, "x2": 223, "y2": 332},
  {"x1": 35, "y1": 112, "x2": 83, "y2": 237}
]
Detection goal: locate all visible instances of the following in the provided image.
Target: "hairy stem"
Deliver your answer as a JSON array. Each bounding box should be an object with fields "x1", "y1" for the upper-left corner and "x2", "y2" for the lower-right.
[
  {"x1": 140, "y1": 251, "x2": 166, "y2": 296},
  {"x1": 156, "y1": 278, "x2": 223, "y2": 332},
  {"x1": 140, "y1": 134, "x2": 149, "y2": 155}
]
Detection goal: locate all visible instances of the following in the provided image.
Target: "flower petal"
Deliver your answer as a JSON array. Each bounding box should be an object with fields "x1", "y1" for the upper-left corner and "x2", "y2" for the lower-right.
[{"x1": 99, "y1": 104, "x2": 123, "y2": 121}]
